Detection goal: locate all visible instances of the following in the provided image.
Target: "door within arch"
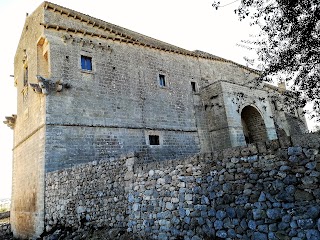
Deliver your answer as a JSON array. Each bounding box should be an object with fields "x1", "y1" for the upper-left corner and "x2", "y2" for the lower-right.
[{"x1": 241, "y1": 106, "x2": 268, "y2": 144}]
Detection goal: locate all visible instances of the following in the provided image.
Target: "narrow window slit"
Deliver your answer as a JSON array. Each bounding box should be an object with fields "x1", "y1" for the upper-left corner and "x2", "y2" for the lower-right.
[
  {"x1": 191, "y1": 81, "x2": 197, "y2": 92},
  {"x1": 159, "y1": 74, "x2": 166, "y2": 87}
]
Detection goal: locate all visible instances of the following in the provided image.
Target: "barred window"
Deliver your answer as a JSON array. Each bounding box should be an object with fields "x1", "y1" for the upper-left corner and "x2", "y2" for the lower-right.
[{"x1": 149, "y1": 135, "x2": 160, "y2": 145}]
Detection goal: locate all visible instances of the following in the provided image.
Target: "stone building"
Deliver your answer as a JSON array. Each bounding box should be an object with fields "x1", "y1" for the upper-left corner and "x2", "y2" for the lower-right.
[{"x1": 4, "y1": 1, "x2": 307, "y2": 238}]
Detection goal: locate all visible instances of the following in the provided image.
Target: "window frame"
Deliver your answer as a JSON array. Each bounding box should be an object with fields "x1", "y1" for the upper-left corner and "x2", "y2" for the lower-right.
[
  {"x1": 159, "y1": 74, "x2": 166, "y2": 87},
  {"x1": 81, "y1": 55, "x2": 93, "y2": 71},
  {"x1": 145, "y1": 130, "x2": 163, "y2": 147},
  {"x1": 149, "y1": 135, "x2": 160, "y2": 145},
  {"x1": 191, "y1": 81, "x2": 198, "y2": 93}
]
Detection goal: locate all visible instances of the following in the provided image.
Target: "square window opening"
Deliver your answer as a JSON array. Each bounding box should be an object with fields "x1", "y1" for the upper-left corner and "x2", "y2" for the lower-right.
[
  {"x1": 191, "y1": 81, "x2": 197, "y2": 92},
  {"x1": 149, "y1": 135, "x2": 160, "y2": 145},
  {"x1": 81, "y1": 55, "x2": 92, "y2": 71},
  {"x1": 159, "y1": 74, "x2": 166, "y2": 87}
]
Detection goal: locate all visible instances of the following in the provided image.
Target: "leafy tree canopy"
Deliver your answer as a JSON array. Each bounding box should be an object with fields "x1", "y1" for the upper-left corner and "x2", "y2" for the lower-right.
[{"x1": 213, "y1": 0, "x2": 320, "y2": 119}]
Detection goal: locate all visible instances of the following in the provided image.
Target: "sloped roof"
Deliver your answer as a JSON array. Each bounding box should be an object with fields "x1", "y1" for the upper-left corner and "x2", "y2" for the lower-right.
[{"x1": 41, "y1": 1, "x2": 259, "y2": 74}]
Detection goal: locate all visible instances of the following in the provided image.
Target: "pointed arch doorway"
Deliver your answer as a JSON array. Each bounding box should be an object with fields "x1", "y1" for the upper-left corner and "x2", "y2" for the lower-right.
[{"x1": 241, "y1": 106, "x2": 268, "y2": 144}]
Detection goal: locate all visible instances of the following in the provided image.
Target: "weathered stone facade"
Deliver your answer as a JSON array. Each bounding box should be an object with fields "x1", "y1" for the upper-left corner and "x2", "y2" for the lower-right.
[{"x1": 7, "y1": 1, "x2": 309, "y2": 238}]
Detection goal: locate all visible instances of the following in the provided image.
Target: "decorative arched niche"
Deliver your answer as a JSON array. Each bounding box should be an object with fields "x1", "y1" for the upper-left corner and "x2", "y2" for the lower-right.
[{"x1": 241, "y1": 105, "x2": 268, "y2": 144}]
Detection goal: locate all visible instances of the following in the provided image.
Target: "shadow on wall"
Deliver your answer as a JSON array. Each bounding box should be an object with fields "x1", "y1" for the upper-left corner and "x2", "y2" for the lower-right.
[{"x1": 241, "y1": 105, "x2": 268, "y2": 144}]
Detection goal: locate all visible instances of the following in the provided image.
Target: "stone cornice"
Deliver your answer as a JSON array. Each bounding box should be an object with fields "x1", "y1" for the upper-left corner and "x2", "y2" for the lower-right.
[
  {"x1": 43, "y1": 2, "x2": 141, "y2": 44},
  {"x1": 42, "y1": 1, "x2": 260, "y2": 75},
  {"x1": 40, "y1": 23, "x2": 137, "y2": 44}
]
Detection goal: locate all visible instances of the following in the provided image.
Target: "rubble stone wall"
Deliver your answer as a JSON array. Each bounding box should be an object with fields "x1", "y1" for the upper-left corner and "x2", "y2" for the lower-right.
[
  {"x1": 45, "y1": 155, "x2": 131, "y2": 233},
  {"x1": 45, "y1": 134, "x2": 320, "y2": 239},
  {"x1": 0, "y1": 223, "x2": 11, "y2": 238}
]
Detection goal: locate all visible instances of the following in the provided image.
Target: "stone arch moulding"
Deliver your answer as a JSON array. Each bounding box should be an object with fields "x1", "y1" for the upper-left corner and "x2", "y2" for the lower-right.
[
  {"x1": 240, "y1": 104, "x2": 268, "y2": 144},
  {"x1": 238, "y1": 103, "x2": 266, "y2": 119}
]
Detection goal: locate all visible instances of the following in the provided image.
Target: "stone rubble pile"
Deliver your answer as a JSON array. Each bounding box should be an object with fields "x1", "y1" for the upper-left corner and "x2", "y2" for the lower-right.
[
  {"x1": 45, "y1": 134, "x2": 320, "y2": 240},
  {"x1": 0, "y1": 223, "x2": 12, "y2": 240}
]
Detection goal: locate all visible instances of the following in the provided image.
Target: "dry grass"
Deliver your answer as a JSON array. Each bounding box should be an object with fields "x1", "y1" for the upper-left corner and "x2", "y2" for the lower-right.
[
  {"x1": 0, "y1": 208, "x2": 9, "y2": 213},
  {"x1": 0, "y1": 217, "x2": 9, "y2": 224}
]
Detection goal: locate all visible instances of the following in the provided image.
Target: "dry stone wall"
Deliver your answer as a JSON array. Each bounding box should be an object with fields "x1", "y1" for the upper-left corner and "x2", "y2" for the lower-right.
[
  {"x1": 45, "y1": 154, "x2": 132, "y2": 232},
  {"x1": 45, "y1": 133, "x2": 320, "y2": 239},
  {"x1": 0, "y1": 223, "x2": 11, "y2": 239}
]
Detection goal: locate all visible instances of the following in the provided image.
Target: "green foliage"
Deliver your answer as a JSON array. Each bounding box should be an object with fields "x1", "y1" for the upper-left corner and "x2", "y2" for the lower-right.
[
  {"x1": 0, "y1": 206, "x2": 9, "y2": 213},
  {"x1": 213, "y1": 0, "x2": 320, "y2": 120}
]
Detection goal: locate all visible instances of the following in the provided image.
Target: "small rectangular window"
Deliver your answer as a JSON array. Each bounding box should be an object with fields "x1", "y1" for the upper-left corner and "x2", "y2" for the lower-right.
[
  {"x1": 81, "y1": 55, "x2": 92, "y2": 71},
  {"x1": 149, "y1": 135, "x2": 160, "y2": 145},
  {"x1": 191, "y1": 81, "x2": 197, "y2": 92},
  {"x1": 159, "y1": 74, "x2": 166, "y2": 87},
  {"x1": 24, "y1": 66, "x2": 28, "y2": 87}
]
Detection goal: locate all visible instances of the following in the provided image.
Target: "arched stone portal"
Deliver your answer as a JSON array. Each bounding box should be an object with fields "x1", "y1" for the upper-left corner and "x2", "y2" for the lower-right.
[{"x1": 241, "y1": 106, "x2": 268, "y2": 144}]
